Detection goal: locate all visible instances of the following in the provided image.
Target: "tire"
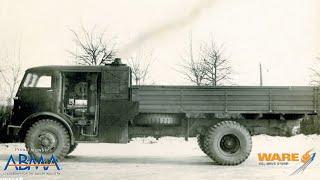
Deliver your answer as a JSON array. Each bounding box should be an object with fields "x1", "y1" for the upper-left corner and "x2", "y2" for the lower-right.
[
  {"x1": 68, "y1": 142, "x2": 78, "y2": 154},
  {"x1": 204, "y1": 121, "x2": 252, "y2": 165},
  {"x1": 197, "y1": 134, "x2": 209, "y2": 155},
  {"x1": 25, "y1": 119, "x2": 70, "y2": 161},
  {"x1": 134, "y1": 114, "x2": 181, "y2": 126}
]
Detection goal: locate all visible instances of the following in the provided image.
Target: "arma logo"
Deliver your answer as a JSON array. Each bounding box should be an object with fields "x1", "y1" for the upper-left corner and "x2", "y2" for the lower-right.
[{"x1": 3, "y1": 154, "x2": 61, "y2": 171}]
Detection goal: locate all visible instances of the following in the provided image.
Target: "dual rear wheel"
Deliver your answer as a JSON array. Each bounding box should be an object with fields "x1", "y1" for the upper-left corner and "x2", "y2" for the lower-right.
[{"x1": 197, "y1": 121, "x2": 252, "y2": 165}]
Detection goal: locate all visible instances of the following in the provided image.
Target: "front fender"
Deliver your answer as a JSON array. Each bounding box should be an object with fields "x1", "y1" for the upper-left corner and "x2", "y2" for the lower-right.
[{"x1": 19, "y1": 112, "x2": 75, "y2": 145}]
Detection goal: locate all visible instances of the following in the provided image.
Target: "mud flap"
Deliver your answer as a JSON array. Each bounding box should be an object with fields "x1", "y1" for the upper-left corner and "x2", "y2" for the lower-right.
[{"x1": 0, "y1": 125, "x2": 14, "y2": 143}]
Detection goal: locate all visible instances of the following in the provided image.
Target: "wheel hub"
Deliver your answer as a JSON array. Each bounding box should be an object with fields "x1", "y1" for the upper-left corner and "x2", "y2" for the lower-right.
[
  {"x1": 38, "y1": 132, "x2": 56, "y2": 150},
  {"x1": 220, "y1": 134, "x2": 240, "y2": 154}
]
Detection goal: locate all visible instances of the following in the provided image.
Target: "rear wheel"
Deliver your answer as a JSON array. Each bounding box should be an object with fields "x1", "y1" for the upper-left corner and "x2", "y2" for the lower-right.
[
  {"x1": 204, "y1": 121, "x2": 252, "y2": 165},
  {"x1": 197, "y1": 134, "x2": 209, "y2": 155},
  {"x1": 25, "y1": 119, "x2": 70, "y2": 161}
]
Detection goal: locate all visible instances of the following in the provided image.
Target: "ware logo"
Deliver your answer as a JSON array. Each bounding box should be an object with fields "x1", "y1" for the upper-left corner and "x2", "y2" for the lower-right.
[
  {"x1": 257, "y1": 152, "x2": 300, "y2": 163},
  {"x1": 290, "y1": 149, "x2": 316, "y2": 175},
  {"x1": 257, "y1": 149, "x2": 316, "y2": 175},
  {"x1": 3, "y1": 154, "x2": 61, "y2": 171}
]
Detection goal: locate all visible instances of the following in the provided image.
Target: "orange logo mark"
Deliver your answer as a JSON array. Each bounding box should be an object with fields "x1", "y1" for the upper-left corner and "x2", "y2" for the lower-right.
[{"x1": 301, "y1": 149, "x2": 312, "y2": 164}]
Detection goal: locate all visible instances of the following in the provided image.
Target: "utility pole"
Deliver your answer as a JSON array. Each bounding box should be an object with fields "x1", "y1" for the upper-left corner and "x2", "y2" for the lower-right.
[
  {"x1": 189, "y1": 31, "x2": 193, "y2": 62},
  {"x1": 259, "y1": 63, "x2": 263, "y2": 86}
]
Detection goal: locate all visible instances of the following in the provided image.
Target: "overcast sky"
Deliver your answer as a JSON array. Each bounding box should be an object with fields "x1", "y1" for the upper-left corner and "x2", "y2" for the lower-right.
[{"x1": 0, "y1": 0, "x2": 319, "y2": 86}]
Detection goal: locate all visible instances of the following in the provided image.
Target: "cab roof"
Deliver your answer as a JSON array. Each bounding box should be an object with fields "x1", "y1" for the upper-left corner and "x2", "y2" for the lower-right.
[{"x1": 26, "y1": 64, "x2": 128, "y2": 72}]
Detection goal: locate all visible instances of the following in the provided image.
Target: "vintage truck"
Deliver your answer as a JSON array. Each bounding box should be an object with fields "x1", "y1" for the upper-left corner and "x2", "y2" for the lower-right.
[{"x1": 0, "y1": 58, "x2": 318, "y2": 165}]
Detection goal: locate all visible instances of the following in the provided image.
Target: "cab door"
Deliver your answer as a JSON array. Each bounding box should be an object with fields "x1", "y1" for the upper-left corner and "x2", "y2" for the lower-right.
[{"x1": 12, "y1": 71, "x2": 54, "y2": 124}]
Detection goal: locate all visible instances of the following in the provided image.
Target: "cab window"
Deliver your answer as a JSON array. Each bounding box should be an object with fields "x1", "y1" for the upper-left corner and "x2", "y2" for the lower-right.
[{"x1": 23, "y1": 73, "x2": 52, "y2": 88}]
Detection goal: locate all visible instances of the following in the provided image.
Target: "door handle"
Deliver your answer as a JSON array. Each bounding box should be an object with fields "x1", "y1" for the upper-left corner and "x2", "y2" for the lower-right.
[{"x1": 47, "y1": 89, "x2": 53, "y2": 92}]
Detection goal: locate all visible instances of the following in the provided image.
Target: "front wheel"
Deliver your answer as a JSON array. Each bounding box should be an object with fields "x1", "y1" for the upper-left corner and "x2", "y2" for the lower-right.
[
  {"x1": 68, "y1": 142, "x2": 78, "y2": 154},
  {"x1": 204, "y1": 121, "x2": 252, "y2": 165},
  {"x1": 25, "y1": 119, "x2": 70, "y2": 161}
]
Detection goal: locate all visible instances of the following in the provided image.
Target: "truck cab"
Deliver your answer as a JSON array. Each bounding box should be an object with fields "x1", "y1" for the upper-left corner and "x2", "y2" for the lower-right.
[{"x1": 7, "y1": 62, "x2": 138, "y2": 160}]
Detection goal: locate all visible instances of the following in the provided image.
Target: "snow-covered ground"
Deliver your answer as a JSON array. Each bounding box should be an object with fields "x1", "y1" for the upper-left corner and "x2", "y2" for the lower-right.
[{"x1": 0, "y1": 135, "x2": 320, "y2": 180}]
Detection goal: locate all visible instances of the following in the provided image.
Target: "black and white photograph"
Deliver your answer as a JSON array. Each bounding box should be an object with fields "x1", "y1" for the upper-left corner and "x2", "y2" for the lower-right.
[{"x1": 0, "y1": 0, "x2": 319, "y2": 179}]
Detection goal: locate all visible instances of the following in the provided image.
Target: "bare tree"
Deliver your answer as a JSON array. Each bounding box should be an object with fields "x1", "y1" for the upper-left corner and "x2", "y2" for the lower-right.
[
  {"x1": 200, "y1": 41, "x2": 232, "y2": 86},
  {"x1": 180, "y1": 36, "x2": 232, "y2": 86},
  {"x1": 179, "y1": 35, "x2": 206, "y2": 86},
  {"x1": 180, "y1": 59, "x2": 206, "y2": 86},
  {"x1": 127, "y1": 49, "x2": 154, "y2": 85},
  {"x1": 310, "y1": 57, "x2": 320, "y2": 86},
  {"x1": 69, "y1": 25, "x2": 117, "y2": 65},
  {"x1": 0, "y1": 47, "x2": 23, "y2": 106}
]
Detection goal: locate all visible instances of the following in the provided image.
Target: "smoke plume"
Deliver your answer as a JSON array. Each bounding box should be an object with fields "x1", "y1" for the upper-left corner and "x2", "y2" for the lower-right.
[{"x1": 120, "y1": 0, "x2": 215, "y2": 56}]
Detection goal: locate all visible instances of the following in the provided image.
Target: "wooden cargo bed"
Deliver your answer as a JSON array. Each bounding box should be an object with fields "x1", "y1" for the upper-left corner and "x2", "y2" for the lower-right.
[{"x1": 132, "y1": 86, "x2": 319, "y2": 114}]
